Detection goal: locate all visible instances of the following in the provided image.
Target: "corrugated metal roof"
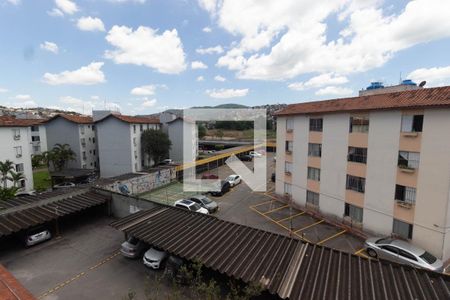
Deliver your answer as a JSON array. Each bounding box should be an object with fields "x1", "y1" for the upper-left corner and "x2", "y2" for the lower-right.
[
  {"x1": 111, "y1": 206, "x2": 450, "y2": 300},
  {"x1": 0, "y1": 191, "x2": 110, "y2": 237}
]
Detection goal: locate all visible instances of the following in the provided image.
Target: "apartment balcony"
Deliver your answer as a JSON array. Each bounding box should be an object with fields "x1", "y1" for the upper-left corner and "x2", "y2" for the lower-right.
[
  {"x1": 348, "y1": 132, "x2": 368, "y2": 148},
  {"x1": 345, "y1": 190, "x2": 365, "y2": 207},
  {"x1": 394, "y1": 201, "x2": 415, "y2": 223},
  {"x1": 396, "y1": 167, "x2": 418, "y2": 188},
  {"x1": 285, "y1": 151, "x2": 293, "y2": 162},
  {"x1": 307, "y1": 179, "x2": 320, "y2": 193},
  {"x1": 307, "y1": 156, "x2": 321, "y2": 169},
  {"x1": 13, "y1": 135, "x2": 21, "y2": 140},
  {"x1": 286, "y1": 131, "x2": 293, "y2": 141},
  {"x1": 346, "y1": 161, "x2": 367, "y2": 178},
  {"x1": 399, "y1": 132, "x2": 422, "y2": 152},
  {"x1": 308, "y1": 131, "x2": 322, "y2": 144},
  {"x1": 284, "y1": 172, "x2": 292, "y2": 184}
]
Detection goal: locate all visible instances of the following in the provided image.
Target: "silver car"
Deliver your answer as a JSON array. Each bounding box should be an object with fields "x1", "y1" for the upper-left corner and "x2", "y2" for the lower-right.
[
  {"x1": 365, "y1": 237, "x2": 444, "y2": 272},
  {"x1": 188, "y1": 195, "x2": 218, "y2": 213},
  {"x1": 120, "y1": 236, "x2": 147, "y2": 258},
  {"x1": 143, "y1": 247, "x2": 168, "y2": 269},
  {"x1": 25, "y1": 226, "x2": 52, "y2": 247}
]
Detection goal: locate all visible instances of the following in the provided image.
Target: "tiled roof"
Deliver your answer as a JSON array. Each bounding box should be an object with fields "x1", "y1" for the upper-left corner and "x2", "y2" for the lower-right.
[
  {"x1": 96, "y1": 113, "x2": 160, "y2": 124},
  {"x1": 275, "y1": 86, "x2": 450, "y2": 116},
  {"x1": 45, "y1": 114, "x2": 93, "y2": 124},
  {"x1": 0, "y1": 264, "x2": 36, "y2": 300},
  {"x1": 111, "y1": 204, "x2": 450, "y2": 300},
  {"x1": 0, "y1": 116, "x2": 45, "y2": 127}
]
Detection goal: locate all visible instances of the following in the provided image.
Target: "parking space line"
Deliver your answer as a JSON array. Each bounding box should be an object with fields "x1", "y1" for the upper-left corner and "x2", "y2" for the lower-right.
[
  {"x1": 276, "y1": 211, "x2": 305, "y2": 222},
  {"x1": 317, "y1": 229, "x2": 347, "y2": 246},
  {"x1": 250, "y1": 200, "x2": 275, "y2": 208},
  {"x1": 293, "y1": 219, "x2": 324, "y2": 233},
  {"x1": 354, "y1": 248, "x2": 369, "y2": 259},
  {"x1": 262, "y1": 204, "x2": 289, "y2": 215}
]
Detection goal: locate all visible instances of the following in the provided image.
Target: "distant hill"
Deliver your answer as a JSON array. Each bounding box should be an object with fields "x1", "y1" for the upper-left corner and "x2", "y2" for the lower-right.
[{"x1": 192, "y1": 103, "x2": 249, "y2": 109}]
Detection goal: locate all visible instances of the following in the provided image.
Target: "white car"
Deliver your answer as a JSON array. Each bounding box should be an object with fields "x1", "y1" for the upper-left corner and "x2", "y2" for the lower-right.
[
  {"x1": 249, "y1": 151, "x2": 263, "y2": 157},
  {"x1": 174, "y1": 199, "x2": 209, "y2": 214},
  {"x1": 24, "y1": 226, "x2": 52, "y2": 247},
  {"x1": 226, "y1": 174, "x2": 241, "y2": 187},
  {"x1": 143, "y1": 247, "x2": 168, "y2": 269},
  {"x1": 53, "y1": 182, "x2": 76, "y2": 189}
]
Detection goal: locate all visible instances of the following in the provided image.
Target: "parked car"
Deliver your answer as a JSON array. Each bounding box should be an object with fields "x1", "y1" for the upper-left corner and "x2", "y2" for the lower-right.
[
  {"x1": 271, "y1": 173, "x2": 276, "y2": 182},
  {"x1": 188, "y1": 195, "x2": 218, "y2": 213},
  {"x1": 364, "y1": 237, "x2": 444, "y2": 272},
  {"x1": 174, "y1": 199, "x2": 209, "y2": 214},
  {"x1": 120, "y1": 236, "x2": 147, "y2": 258},
  {"x1": 240, "y1": 154, "x2": 253, "y2": 162},
  {"x1": 15, "y1": 190, "x2": 36, "y2": 197},
  {"x1": 201, "y1": 173, "x2": 219, "y2": 179},
  {"x1": 24, "y1": 226, "x2": 52, "y2": 247},
  {"x1": 53, "y1": 182, "x2": 76, "y2": 189},
  {"x1": 226, "y1": 174, "x2": 241, "y2": 187},
  {"x1": 249, "y1": 151, "x2": 263, "y2": 157},
  {"x1": 210, "y1": 180, "x2": 231, "y2": 196},
  {"x1": 158, "y1": 159, "x2": 173, "y2": 166},
  {"x1": 143, "y1": 247, "x2": 168, "y2": 269}
]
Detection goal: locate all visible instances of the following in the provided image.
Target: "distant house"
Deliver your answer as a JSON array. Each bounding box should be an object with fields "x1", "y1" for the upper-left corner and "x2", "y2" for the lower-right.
[
  {"x1": 95, "y1": 113, "x2": 161, "y2": 178},
  {"x1": 0, "y1": 116, "x2": 46, "y2": 191},
  {"x1": 44, "y1": 114, "x2": 98, "y2": 170}
]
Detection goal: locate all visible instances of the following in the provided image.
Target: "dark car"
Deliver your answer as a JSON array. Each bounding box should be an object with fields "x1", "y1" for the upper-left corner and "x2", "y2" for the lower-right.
[
  {"x1": 201, "y1": 173, "x2": 219, "y2": 179},
  {"x1": 240, "y1": 154, "x2": 253, "y2": 162},
  {"x1": 210, "y1": 180, "x2": 231, "y2": 196}
]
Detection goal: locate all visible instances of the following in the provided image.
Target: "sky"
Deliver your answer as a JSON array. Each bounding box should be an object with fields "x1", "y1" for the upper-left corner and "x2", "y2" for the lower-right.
[{"x1": 1, "y1": 0, "x2": 450, "y2": 115}]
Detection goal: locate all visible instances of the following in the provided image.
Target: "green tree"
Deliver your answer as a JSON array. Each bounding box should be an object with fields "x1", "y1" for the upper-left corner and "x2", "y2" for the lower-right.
[
  {"x1": 32, "y1": 154, "x2": 43, "y2": 169},
  {"x1": 141, "y1": 129, "x2": 172, "y2": 165},
  {"x1": 52, "y1": 143, "x2": 76, "y2": 171},
  {"x1": 0, "y1": 160, "x2": 14, "y2": 189},
  {"x1": 216, "y1": 129, "x2": 224, "y2": 140},
  {"x1": 41, "y1": 150, "x2": 55, "y2": 169},
  {"x1": 9, "y1": 171, "x2": 25, "y2": 188},
  {"x1": 0, "y1": 160, "x2": 23, "y2": 202},
  {"x1": 198, "y1": 124, "x2": 207, "y2": 139}
]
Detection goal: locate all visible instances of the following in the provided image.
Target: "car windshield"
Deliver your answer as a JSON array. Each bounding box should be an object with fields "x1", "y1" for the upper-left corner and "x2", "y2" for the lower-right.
[
  {"x1": 200, "y1": 197, "x2": 212, "y2": 204},
  {"x1": 191, "y1": 203, "x2": 202, "y2": 211},
  {"x1": 227, "y1": 176, "x2": 235, "y2": 181},
  {"x1": 420, "y1": 251, "x2": 437, "y2": 264},
  {"x1": 127, "y1": 236, "x2": 139, "y2": 245},
  {"x1": 376, "y1": 238, "x2": 394, "y2": 244}
]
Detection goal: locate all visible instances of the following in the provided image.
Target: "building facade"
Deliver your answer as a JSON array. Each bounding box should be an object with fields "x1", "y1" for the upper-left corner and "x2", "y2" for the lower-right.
[
  {"x1": 95, "y1": 114, "x2": 160, "y2": 178},
  {"x1": 161, "y1": 116, "x2": 198, "y2": 163},
  {"x1": 275, "y1": 86, "x2": 450, "y2": 261},
  {"x1": 44, "y1": 114, "x2": 98, "y2": 170}
]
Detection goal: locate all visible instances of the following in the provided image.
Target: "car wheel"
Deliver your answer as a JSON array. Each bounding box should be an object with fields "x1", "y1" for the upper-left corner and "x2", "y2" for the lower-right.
[{"x1": 367, "y1": 248, "x2": 377, "y2": 258}]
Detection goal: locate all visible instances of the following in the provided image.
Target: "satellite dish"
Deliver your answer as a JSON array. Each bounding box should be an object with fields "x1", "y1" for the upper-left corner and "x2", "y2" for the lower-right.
[{"x1": 419, "y1": 81, "x2": 426, "y2": 87}]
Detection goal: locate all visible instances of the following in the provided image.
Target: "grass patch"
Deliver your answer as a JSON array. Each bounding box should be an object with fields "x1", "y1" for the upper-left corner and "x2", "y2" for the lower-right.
[{"x1": 33, "y1": 169, "x2": 51, "y2": 192}]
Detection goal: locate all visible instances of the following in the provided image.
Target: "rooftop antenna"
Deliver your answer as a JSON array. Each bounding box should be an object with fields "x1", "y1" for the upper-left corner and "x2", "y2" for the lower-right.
[{"x1": 399, "y1": 72, "x2": 402, "y2": 84}]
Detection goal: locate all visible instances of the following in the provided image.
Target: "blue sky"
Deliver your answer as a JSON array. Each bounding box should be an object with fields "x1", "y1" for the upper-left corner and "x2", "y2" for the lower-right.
[{"x1": 1, "y1": 0, "x2": 450, "y2": 115}]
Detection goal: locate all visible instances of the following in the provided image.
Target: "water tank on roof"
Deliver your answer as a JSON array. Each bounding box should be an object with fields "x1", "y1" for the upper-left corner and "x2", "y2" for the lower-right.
[
  {"x1": 366, "y1": 82, "x2": 384, "y2": 90},
  {"x1": 401, "y1": 79, "x2": 417, "y2": 86}
]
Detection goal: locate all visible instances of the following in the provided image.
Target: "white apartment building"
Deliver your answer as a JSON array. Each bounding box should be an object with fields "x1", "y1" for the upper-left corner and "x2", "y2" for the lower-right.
[
  {"x1": 44, "y1": 114, "x2": 98, "y2": 170},
  {"x1": 95, "y1": 114, "x2": 161, "y2": 178},
  {"x1": 275, "y1": 85, "x2": 450, "y2": 260},
  {"x1": 0, "y1": 116, "x2": 41, "y2": 191},
  {"x1": 29, "y1": 123, "x2": 48, "y2": 155}
]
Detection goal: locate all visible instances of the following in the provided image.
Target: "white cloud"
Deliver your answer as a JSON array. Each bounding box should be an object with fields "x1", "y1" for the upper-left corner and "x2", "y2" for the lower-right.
[
  {"x1": 107, "y1": 0, "x2": 146, "y2": 3},
  {"x1": 105, "y1": 25, "x2": 186, "y2": 74},
  {"x1": 200, "y1": 0, "x2": 450, "y2": 80},
  {"x1": 196, "y1": 76, "x2": 205, "y2": 82},
  {"x1": 206, "y1": 88, "x2": 249, "y2": 99},
  {"x1": 288, "y1": 73, "x2": 348, "y2": 91},
  {"x1": 0, "y1": 87, "x2": 8, "y2": 93},
  {"x1": 214, "y1": 75, "x2": 226, "y2": 82},
  {"x1": 60, "y1": 96, "x2": 95, "y2": 114},
  {"x1": 191, "y1": 61, "x2": 208, "y2": 70},
  {"x1": 196, "y1": 45, "x2": 224, "y2": 55},
  {"x1": 77, "y1": 17, "x2": 105, "y2": 32},
  {"x1": 40, "y1": 41, "x2": 59, "y2": 54},
  {"x1": 141, "y1": 98, "x2": 157, "y2": 108},
  {"x1": 408, "y1": 65, "x2": 450, "y2": 87},
  {"x1": 43, "y1": 62, "x2": 106, "y2": 85},
  {"x1": 47, "y1": 8, "x2": 64, "y2": 17},
  {"x1": 202, "y1": 26, "x2": 212, "y2": 33},
  {"x1": 315, "y1": 86, "x2": 354, "y2": 96},
  {"x1": 15, "y1": 94, "x2": 31, "y2": 100},
  {"x1": 55, "y1": 0, "x2": 78, "y2": 15},
  {"x1": 6, "y1": 0, "x2": 21, "y2": 5},
  {"x1": 130, "y1": 84, "x2": 156, "y2": 96}
]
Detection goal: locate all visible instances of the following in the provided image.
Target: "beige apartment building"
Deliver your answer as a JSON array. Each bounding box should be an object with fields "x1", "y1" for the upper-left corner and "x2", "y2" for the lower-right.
[{"x1": 275, "y1": 86, "x2": 450, "y2": 260}]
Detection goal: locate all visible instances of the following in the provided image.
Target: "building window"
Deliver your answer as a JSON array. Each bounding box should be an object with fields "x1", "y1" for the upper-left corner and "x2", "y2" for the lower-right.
[
  {"x1": 93, "y1": 137, "x2": 96, "y2": 144},
  {"x1": 398, "y1": 151, "x2": 420, "y2": 169},
  {"x1": 286, "y1": 118, "x2": 294, "y2": 132},
  {"x1": 31, "y1": 126, "x2": 39, "y2": 132},
  {"x1": 81, "y1": 138, "x2": 86, "y2": 147},
  {"x1": 31, "y1": 136, "x2": 40, "y2": 142},
  {"x1": 309, "y1": 118, "x2": 323, "y2": 132},
  {"x1": 349, "y1": 115, "x2": 369, "y2": 133},
  {"x1": 393, "y1": 219, "x2": 413, "y2": 239},
  {"x1": 12, "y1": 128, "x2": 20, "y2": 140},
  {"x1": 306, "y1": 191, "x2": 319, "y2": 206},
  {"x1": 82, "y1": 151, "x2": 87, "y2": 160},
  {"x1": 88, "y1": 125, "x2": 91, "y2": 129},
  {"x1": 346, "y1": 175, "x2": 365, "y2": 193},
  {"x1": 33, "y1": 146, "x2": 41, "y2": 153},
  {"x1": 80, "y1": 125, "x2": 85, "y2": 134},
  {"x1": 94, "y1": 162, "x2": 97, "y2": 168},
  {"x1": 344, "y1": 203, "x2": 363, "y2": 223},
  {"x1": 92, "y1": 125, "x2": 95, "y2": 130},
  {"x1": 285, "y1": 141, "x2": 293, "y2": 153},
  {"x1": 93, "y1": 150, "x2": 96, "y2": 156},
  {"x1": 401, "y1": 114, "x2": 423, "y2": 132},
  {"x1": 307, "y1": 167, "x2": 320, "y2": 181},
  {"x1": 142, "y1": 159, "x2": 145, "y2": 167},
  {"x1": 15, "y1": 163, "x2": 24, "y2": 173},
  {"x1": 133, "y1": 137, "x2": 137, "y2": 146},
  {"x1": 134, "y1": 150, "x2": 138, "y2": 158},
  {"x1": 285, "y1": 162, "x2": 293, "y2": 174},
  {"x1": 284, "y1": 183, "x2": 292, "y2": 195},
  {"x1": 19, "y1": 179, "x2": 25, "y2": 188},
  {"x1": 133, "y1": 125, "x2": 136, "y2": 133},
  {"x1": 14, "y1": 146, "x2": 22, "y2": 158},
  {"x1": 395, "y1": 185, "x2": 416, "y2": 205},
  {"x1": 308, "y1": 143, "x2": 321, "y2": 157},
  {"x1": 134, "y1": 163, "x2": 138, "y2": 170},
  {"x1": 140, "y1": 124, "x2": 143, "y2": 132},
  {"x1": 347, "y1": 147, "x2": 367, "y2": 164},
  {"x1": 147, "y1": 124, "x2": 150, "y2": 129}
]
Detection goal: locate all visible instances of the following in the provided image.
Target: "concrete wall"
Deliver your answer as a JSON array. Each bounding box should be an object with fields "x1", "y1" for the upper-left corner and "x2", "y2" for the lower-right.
[
  {"x1": 109, "y1": 192, "x2": 159, "y2": 219},
  {"x1": 97, "y1": 117, "x2": 132, "y2": 178},
  {"x1": 275, "y1": 117, "x2": 286, "y2": 196},
  {"x1": 45, "y1": 118, "x2": 81, "y2": 169},
  {"x1": 170, "y1": 119, "x2": 197, "y2": 163},
  {"x1": 364, "y1": 111, "x2": 401, "y2": 235},
  {"x1": 291, "y1": 116, "x2": 308, "y2": 206},
  {"x1": 79, "y1": 123, "x2": 98, "y2": 169},
  {"x1": 320, "y1": 114, "x2": 348, "y2": 217}
]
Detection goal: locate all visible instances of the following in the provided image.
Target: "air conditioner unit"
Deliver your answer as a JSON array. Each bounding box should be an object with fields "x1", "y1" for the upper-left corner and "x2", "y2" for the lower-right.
[
  {"x1": 14, "y1": 135, "x2": 20, "y2": 140},
  {"x1": 16, "y1": 154, "x2": 22, "y2": 158}
]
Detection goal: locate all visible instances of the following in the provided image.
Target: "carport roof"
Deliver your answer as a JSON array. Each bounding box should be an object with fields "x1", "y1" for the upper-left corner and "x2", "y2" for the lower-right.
[
  {"x1": 0, "y1": 190, "x2": 110, "y2": 237},
  {"x1": 111, "y1": 206, "x2": 450, "y2": 300}
]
